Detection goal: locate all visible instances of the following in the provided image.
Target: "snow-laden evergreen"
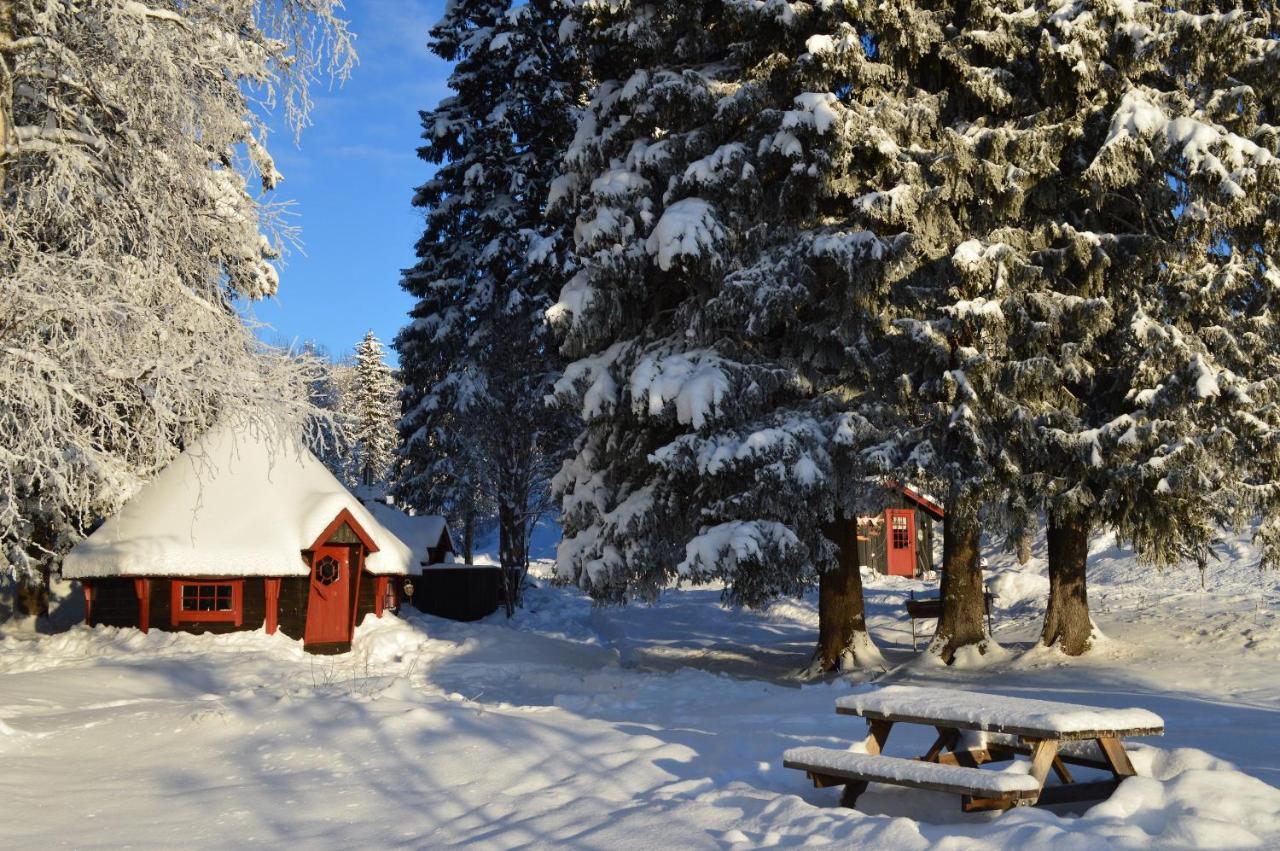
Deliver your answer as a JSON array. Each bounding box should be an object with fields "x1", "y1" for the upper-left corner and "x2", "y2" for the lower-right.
[
  {"x1": 397, "y1": 0, "x2": 579, "y2": 587},
  {"x1": 0, "y1": 1, "x2": 353, "y2": 610},
  {"x1": 344, "y1": 332, "x2": 401, "y2": 487},
  {"x1": 821, "y1": 2, "x2": 1280, "y2": 658},
  {"x1": 550, "y1": 0, "x2": 918, "y2": 669},
  {"x1": 550, "y1": 0, "x2": 1280, "y2": 667}
]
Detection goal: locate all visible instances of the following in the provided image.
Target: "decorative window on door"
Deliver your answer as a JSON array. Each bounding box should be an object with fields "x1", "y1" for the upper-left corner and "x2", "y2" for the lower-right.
[
  {"x1": 315, "y1": 555, "x2": 340, "y2": 586},
  {"x1": 891, "y1": 516, "x2": 910, "y2": 549}
]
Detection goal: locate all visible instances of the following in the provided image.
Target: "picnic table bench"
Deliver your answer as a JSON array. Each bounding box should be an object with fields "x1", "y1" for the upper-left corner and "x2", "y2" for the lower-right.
[{"x1": 784, "y1": 685, "x2": 1164, "y2": 812}]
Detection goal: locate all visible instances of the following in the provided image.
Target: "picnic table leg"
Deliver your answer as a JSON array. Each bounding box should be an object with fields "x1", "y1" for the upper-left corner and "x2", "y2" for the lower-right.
[
  {"x1": 922, "y1": 726, "x2": 1007, "y2": 768},
  {"x1": 1096, "y1": 736, "x2": 1137, "y2": 778},
  {"x1": 817, "y1": 720, "x2": 892, "y2": 808},
  {"x1": 921, "y1": 727, "x2": 958, "y2": 763},
  {"x1": 1028, "y1": 739, "x2": 1061, "y2": 790},
  {"x1": 963, "y1": 738, "x2": 1061, "y2": 812},
  {"x1": 839, "y1": 780, "x2": 869, "y2": 808},
  {"x1": 1030, "y1": 737, "x2": 1139, "y2": 807},
  {"x1": 864, "y1": 719, "x2": 893, "y2": 755}
]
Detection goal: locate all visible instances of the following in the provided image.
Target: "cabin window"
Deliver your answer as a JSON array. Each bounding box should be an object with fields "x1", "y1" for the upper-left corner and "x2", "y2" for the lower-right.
[
  {"x1": 891, "y1": 516, "x2": 910, "y2": 549},
  {"x1": 171, "y1": 580, "x2": 243, "y2": 626},
  {"x1": 183, "y1": 583, "x2": 233, "y2": 612}
]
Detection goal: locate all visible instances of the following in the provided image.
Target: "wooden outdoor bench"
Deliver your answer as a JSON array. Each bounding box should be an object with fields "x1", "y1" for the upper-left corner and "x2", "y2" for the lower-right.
[
  {"x1": 784, "y1": 685, "x2": 1164, "y2": 812},
  {"x1": 905, "y1": 591, "x2": 994, "y2": 650},
  {"x1": 784, "y1": 748, "x2": 1041, "y2": 809}
]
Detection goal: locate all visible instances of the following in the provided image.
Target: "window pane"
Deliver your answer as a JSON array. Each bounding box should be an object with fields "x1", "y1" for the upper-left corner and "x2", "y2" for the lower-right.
[
  {"x1": 180, "y1": 583, "x2": 235, "y2": 613},
  {"x1": 891, "y1": 516, "x2": 909, "y2": 549}
]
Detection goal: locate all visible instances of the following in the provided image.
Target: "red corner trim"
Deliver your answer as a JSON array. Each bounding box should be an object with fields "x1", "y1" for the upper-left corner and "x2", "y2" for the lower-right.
[
  {"x1": 133, "y1": 578, "x2": 151, "y2": 633},
  {"x1": 264, "y1": 578, "x2": 281, "y2": 634}
]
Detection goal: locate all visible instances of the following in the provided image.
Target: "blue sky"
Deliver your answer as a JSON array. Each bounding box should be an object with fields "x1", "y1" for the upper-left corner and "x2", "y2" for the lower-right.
[{"x1": 244, "y1": 0, "x2": 449, "y2": 364}]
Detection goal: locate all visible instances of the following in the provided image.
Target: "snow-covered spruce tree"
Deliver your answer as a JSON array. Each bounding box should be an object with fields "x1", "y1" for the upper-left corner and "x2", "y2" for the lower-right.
[
  {"x1": 0, "y1": 1, "x2": 352, "y2": 617},
  {"x1": 397, "y1": 0, "x2": 579, "y2": 598},
  {"x1": 846, "y1": 2, "x2": 1280, "y2": 659},
  {"x1": 1029, "y1": 2, "x2": 1280, "y2": 655},
  {"x1": 549, "y1": 0, "x2": 952, "y2": 672},
  {"x1": 344, "y1": 331, "x2": 401, "y2": 488}
]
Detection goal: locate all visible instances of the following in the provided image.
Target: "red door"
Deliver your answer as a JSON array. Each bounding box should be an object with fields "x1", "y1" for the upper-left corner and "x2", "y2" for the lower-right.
[
  {"x1": 885, "y1": 509, "x2": 916, "y2": 577},
  {"x1": 305, "y1": 546, "x2": 352, "y2": 644}
]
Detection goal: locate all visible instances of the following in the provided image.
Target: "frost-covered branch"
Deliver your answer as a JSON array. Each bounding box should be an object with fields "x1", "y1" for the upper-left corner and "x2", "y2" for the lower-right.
[{"x1": 0, "y1": 1, "x2": 355, "y2": 585}]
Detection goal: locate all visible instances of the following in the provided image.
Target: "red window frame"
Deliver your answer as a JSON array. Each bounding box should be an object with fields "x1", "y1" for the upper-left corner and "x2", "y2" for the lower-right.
[
  {"x1": 891, "y1": 515, "x2": 910, "y2": 550},
  {"x1": 171, "y1": 579, "x2": 244, "y2": 626}
]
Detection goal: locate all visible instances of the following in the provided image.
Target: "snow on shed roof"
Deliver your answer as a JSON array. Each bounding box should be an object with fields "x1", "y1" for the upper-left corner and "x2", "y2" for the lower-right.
[
  {"x1": 361, "y1": 501, "x2": 451, "y2": 563},
  {"x1": 62, "y1": 421, "x2": 413, "y2": 579},
  {"x1": 888, "y1": 481, "x2": 945, "y2": 520}
]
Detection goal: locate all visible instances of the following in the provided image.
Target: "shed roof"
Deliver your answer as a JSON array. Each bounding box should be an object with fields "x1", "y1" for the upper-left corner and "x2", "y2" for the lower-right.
[
  {"x1": 894, "y1": 482, "x2": 946, "y2": 521},
  {"x1": 62, "y1": 421, "x2": 413, "y2": 578},
  {"x1": 361, "y1": 501, "x2": 452, "y2": 563}
]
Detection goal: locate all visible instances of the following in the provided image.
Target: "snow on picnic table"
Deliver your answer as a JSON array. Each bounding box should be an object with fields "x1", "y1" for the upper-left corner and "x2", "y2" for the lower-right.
[
  {"x1": 836, "y1": 685, "x2": 1165, "y2": 737},
  {"x1": 2, "y1": 535, "x2": 1280, "y2": 849},
  {"x1": 783, "y1": 747, "x2": 1042, "y2": 794}
]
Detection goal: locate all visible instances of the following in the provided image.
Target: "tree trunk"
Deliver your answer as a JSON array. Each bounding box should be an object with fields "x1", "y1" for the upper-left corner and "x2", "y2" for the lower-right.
[
  {"x1": 812, "y1": 514, "x2": 880, "y2": 673},
  {"x1": 1016, "y1": 529, "x2": 1033, "y2": 565},
  {"x1": 1041, "y1": 514, "x2": 1092, "y2": 655},
  {"x1": 461, "y1": 506, "x2": 475, "y2": 565},
  {"x1": 497, "y1": 499, "x2": 526, "y2": 618},
  {"x1": 16, "y1": 566, "x2": 50, "y2": 620},
  {"x1": 931, "y1": 496, "x2": 988, "y2": 663}
]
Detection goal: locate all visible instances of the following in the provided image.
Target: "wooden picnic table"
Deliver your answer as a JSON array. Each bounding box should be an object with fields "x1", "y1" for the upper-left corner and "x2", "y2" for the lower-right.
[{"x1": 784, "y1": 685, "x2": 1164, "y2": 812}]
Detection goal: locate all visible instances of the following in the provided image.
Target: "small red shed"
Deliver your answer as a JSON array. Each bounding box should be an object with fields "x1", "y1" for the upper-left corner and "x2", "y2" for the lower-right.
[
  {"x1": 856, "y1": 483, "x2": 945, "y2": 578},
  {"x1": 61, "y1": 421, "x2": 414, "y2": 654}
]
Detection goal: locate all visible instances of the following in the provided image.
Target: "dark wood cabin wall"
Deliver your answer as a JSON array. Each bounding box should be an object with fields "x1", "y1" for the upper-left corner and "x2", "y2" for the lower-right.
[
  {"x1": 277, "y1": 577, "x2": 310, "y2": 640},
  {"x1": 355, "y1": 568, "x2": 378, "y2": 623},
  {"x1": 410, "y1": 567, "x2": 499, "y2": 622},
  {"x1": 87, "y1": 577, "x2": 274, "y2": 633},
  {"x1": 864, "y1": 525, "x2": 887, "y2": 574},
  {"x1": 88, "y1": 578, "x2": 139, "y2": 627},
  {"x1": 917, "y1": 513, "x2": 935, "y2": 574}
]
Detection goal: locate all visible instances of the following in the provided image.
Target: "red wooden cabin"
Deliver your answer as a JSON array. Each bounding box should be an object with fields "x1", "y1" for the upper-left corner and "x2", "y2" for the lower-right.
[
  {"x1": 856, "y1": 484, "x2": 945, "y2": 578},
  {"x1": 62, "y1": 422, "x2": 414, "y2": 654}
]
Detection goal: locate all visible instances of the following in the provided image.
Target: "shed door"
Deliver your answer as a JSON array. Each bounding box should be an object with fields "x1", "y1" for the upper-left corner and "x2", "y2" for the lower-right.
[
  {"x1": 305, "y1": 546, "x2": 352, "y2": 644},
  {"x1": 885, "y1": 509, "x2": 916, "y2": 577}
]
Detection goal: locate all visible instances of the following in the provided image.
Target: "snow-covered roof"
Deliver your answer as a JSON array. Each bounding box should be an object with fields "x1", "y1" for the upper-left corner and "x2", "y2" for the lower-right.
[
  {"x1": 62, "y1": 421, "x2": 413, "y2": 579},
  {"x1": 419, "y1": 561, "x2": 499, "y2": 572},
  {"x1": 361, "y1": 501, "x2": 452, "y2": 563}
]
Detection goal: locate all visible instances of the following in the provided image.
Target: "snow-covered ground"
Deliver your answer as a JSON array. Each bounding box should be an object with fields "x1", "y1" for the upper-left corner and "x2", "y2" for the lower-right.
[{"x1": 3, "y1": 533, "x2": 1280, "y2": 849}]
